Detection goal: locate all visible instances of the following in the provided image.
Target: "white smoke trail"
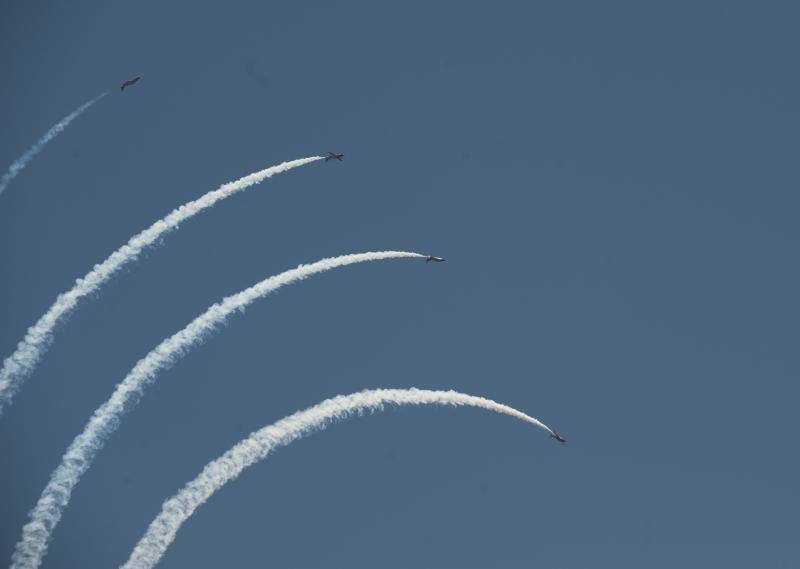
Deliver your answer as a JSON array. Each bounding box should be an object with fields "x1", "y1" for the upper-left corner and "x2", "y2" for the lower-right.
[
  {"x1": 0, "y1": 155, "x2": 323, "y2": 417},
  {"x1": 120, "y1": 388, "x2": 558, "y2": 569},
  {"x1": 9, "y1": 251, "x2": 424, "y2": 569},
  {"x1": 0, "y1": 93, "x2": 107, "y2": 197}
]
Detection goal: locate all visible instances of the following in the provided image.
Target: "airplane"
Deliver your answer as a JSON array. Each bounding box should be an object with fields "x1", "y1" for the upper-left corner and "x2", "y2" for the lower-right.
[
  {"x1": 550, "y1": 432, "x2": 566, "y2": 444},
  {"x1": 325, "y1": 152, "x2": 344, "y2": 162},
  {"x1": 120, "y1": 76, "x2": 141, "y2": 91},
  {"x1": 426, "y1": 256, "x2": 445, "y2": 263}
]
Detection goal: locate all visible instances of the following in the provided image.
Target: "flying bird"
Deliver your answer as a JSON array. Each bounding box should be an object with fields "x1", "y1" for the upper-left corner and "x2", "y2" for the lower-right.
[
  {"x1": 325, "y1": 152, "x2": 344, "y2": 162},
  {"x1": 120, "y1": 77, "x2": 141, "y2": 91},
  {"x1": 426, "y1": 256, "x2": 445, "y2": 263}
]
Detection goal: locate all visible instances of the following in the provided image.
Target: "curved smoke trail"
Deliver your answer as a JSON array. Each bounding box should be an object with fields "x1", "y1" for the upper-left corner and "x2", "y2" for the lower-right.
[
  {"x1": 120, "y1": 388, "x2": 558, "y2": 569},
  {"x1": 0, "y1": 155, "x2": 323, "y2": 417},
  {"x1": 9, "y1": 251, "x2": 424, "y2": 569},
  {"x1": 0, "y1": 93, "x2": 107, "y2": 197}
]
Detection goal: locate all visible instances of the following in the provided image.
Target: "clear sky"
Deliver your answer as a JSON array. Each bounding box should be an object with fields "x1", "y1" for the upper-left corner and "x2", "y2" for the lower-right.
[{"x1": 1, "y1": 1, "x2": 798, "y2": 567}]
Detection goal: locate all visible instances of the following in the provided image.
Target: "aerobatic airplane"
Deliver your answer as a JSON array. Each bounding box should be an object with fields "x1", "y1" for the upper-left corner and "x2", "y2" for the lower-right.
[{"x1": 120, "y1": 77, "x2": 141, "y2": 91}]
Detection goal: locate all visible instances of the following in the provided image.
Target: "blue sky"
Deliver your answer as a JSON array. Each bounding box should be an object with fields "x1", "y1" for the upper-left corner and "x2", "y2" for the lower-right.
[{"x1": 1, "y1": 1, "x2": 798, "y2": 567}]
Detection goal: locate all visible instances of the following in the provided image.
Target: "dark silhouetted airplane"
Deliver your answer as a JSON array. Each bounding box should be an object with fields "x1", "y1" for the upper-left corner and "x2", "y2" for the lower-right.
[
  {"x1": 550, "y1": 432, "x2": 566, "y2": 444},
  {"x1": 325, "y1": 152, "x2": 344, "y2": 162},
  {"x1": 426, "y1": 256, "x2": 445, "y2": 263},
  {"x1": 120, "y1": 77, "x2": 141, "y2": 91}
]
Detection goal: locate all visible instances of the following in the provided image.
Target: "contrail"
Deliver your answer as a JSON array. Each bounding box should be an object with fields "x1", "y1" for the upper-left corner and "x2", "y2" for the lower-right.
[
  {"x1": 0, "y1": 155, "x2": 323, "y2": 417},
  {"x1": 120, "y1": 388, "x2": 559, "y2": 569},
  {"x1": 0, "y1": 93, "x2": 107, "y2": 197},
  {"x1": 9, "y1": 251, "x2": 424, "y2": 569}
]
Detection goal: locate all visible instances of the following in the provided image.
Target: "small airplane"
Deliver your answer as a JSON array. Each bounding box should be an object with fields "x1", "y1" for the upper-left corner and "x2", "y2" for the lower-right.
[
  {"x1": 120, "y1": 76, "x2": 141, "y2": 91},
  {"x1": 550, "y1": 432, "x2": 566, "y2": 444},
  {"x1": 325, "y1": 152, "x2": 344, "y2": 162},
  {"x1": 426, "y1": 256, "x2": 445, "y2": 263}
]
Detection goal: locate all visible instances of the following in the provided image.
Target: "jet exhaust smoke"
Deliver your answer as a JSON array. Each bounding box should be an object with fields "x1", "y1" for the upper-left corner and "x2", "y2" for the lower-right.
[
  {"x1": 120, "y1": 388, "x2": 558, "y2": 569},
  {"x1": 0, "y1": 156, "x2": 323, "y2": 417},
  {"x1": 9, "y1": 252, "x2": 424, "y2": 569},
  {"x1": 0, "y1": 93, "x2": 107, "y2": 197}
]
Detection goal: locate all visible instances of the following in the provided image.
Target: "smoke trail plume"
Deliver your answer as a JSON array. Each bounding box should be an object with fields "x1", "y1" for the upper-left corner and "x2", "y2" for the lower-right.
[
  {"x1": 0, "y1": 155, "x2": 323, "y2": 417},
  {"x1": 0, "y1": 93, "x2": 106, "y2": 197},
  {"x1": 120, "y1": 388, "x2": 558, "y2": 569},
  {"x1": 9, "y1": 251, "x2": 424, "y2": 569}
]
